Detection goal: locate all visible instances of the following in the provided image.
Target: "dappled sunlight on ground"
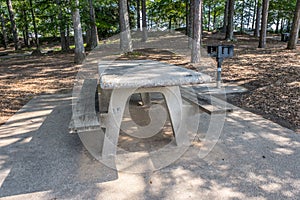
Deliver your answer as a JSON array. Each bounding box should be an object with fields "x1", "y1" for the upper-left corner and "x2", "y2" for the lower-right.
[{"x1": 0, "y1": 53, "x2": 78, "y2": 125}]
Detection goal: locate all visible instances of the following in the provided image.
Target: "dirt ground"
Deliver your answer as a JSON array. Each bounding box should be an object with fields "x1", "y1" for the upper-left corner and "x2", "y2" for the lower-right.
[
  {"x1": 0, "y1": 52, "x2": 78, "y2": 125},
  {"x1": 209, "y1": 33, "x2": 300, "y2": 133},
  {"x1": 0, "y1": 32, "x2": 299, "y2": 133}
]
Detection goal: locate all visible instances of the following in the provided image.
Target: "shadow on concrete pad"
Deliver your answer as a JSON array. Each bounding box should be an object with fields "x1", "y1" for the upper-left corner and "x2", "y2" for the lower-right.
[
  {"x1": 0, "y1": 95, "x2": 117, "y2": 198},
  {"x1": 1, "y1": 92, "x2": 300, "y2": 199}
]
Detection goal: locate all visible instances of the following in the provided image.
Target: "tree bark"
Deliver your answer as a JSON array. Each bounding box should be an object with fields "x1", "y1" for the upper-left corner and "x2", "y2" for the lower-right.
[
  {"x1": 275, "y1": 12, "x2": 280, "y2": 33},
  {"x1": 23, "y1": 8, "x2": 30, "y2": 47},
  {"x1": 287, "y1": 0, "x2": 300, "y2": 49},
  {"x1": 246, "y1": 8, "x2": 251, "y2": 28},
  {"x1": 86, "y1": 29, "x2": 91, "y2": 48},
  {"x1": 240, "y1": 0, "x2": 245, "y2": 33},
  {"x1": 72, "y1": 0, "x2": 86, "y2": 64},
  {"x1": 213, "y1": 4, "x2": 217, "y2": 30},
  {"x1": 188, "y1": 0, "x2": 194, "y2": 48},
  {"x1": 222, "y1": 0, "x2": 229, "y2": 33},
  {"x1": 201, "y1": 1, "x2": 204, "y2": 36},
  {"x1": 29, "y1": 0, "x2": 39, "y2": 49},
  {"x1": 191, "y1": 0, "x2": 202, "y2": 63},
  {"x1": 225, "y1": 0, "x2": 234, "y2": 40},
  {"x1": 286, "y1": 20, "x2": 290, "y2": 32},
  {"x1": 0, "y1": 12, "x2": 8, "y2": 49},
  {"x1": 254, "y1": 0, "x2": 261, "y2": 37},
  {"x1": 207, "y1": 4, "x2": 211, "y2": 31},
  {"x1": 137, "y1": 0, "x2": 141, "y2": 30},
  {"x1": 66, "y1": 22, "x2": 70, "y2": 49},
  {"x1": 258, "y1": 0, "x2": 269, "y2": 48},
  {"x1": 186, "y1": 0, "x2": 189, "y2": 35},
  {"x1": 251, "y1": 0, "x2": 257, "y2": 30},
  {"x1": 280, "y1": 19, "x2": 284, "y2": 33},
  {"x1": 141, "y1": 0, "x2": 147, "y2": 41},
  {"x1": 59, "y1": 25, "x2": 68, "y2": 52},
  {"x1": 57, "y1": 0, "x2": 68, "y2": 51},
  {"x1": 87, "y1": 0, "x2": 99, "y2": 49},
  {"x1": 6, "y1": 0, "x2": 19, "y2": 50},
  {"x1": 119, "y1": 0, "x2": 133, "y2": 52}
]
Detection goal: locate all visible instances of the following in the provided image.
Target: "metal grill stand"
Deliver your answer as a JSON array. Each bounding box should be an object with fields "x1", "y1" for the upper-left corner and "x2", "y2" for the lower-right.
[{"x1": 207, "y1": 45, "x2": 234, "y2": 88}]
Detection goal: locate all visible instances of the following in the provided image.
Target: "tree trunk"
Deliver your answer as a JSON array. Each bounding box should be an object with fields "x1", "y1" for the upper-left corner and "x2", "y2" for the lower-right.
[
  {"x1": 207, "y1": 4, "x2": 211, "y2": 31},
  {"x1": 240, "y1": 0, "x2": 245, "y2": 33},
  {"x1": 286, "y1": 19, "x2": 291, "y2": 32},
  {"x1": 186, "y1": 0, "x2": 189, "y2": 35},
  {"x1": 287, "y1": 0, "x2": 300, "y2": 49},
  {"x1": 275, "y1": 12, "x2": 280, "y2": 33},
  {"x1": 191, "y1": 0, "x2": 202, "y2": 63},
  {"x1": 280, "y1": 18, "x2": 284, "y2": 33},
  {"x1": 246, "y1": 9, "x2": 251, "y2": 28},
  {"x1": 86, "y1": 29, "x2": 91, "y2": 47},
  {"x1": 188, "y1": 0, "x2": 194, "y2": 48},
  {"x1": 201, "y1": 2, "x2": 204, "y2": 36},
  {"x1": 225, "y1": 0, "x2": 234, "y2": 40},
  {"x1": 23, "y1": 9, "x2": 30, "y2": 47},
  {"x1": 119, "y1": 0, "x2": 133, "y2": 52},
  {"x1": 168, "y1": 18, "x2": 172, "y2": 30},
  {"x1": 29, "y1": 0, "x2": 39, "y2": 49},
  {"x1": 87, "y1": 0, "x2": 99, "y2": 49},
  {"x1": 258, "y1": 0, "x2": 269, "y2": 48},
  {"x1": 0, "y1": 12, "x2": 8, "y2": 49},
  {"x1": 136, "y1": 0, "x2": 141, "y2": 30},
  {"x1": 213, "y1": 4, "x2": 217, "y2": 30},
  {"x1": 57, "y1": 0, "x2": 67, "y2": 51},
  {"x1": 141, "y1": 0, "x2": 147, "y2": 41},
  {"x1": 66, "y1": 22, "x2": 70, "y2": 50},
  {"x1": 254, "y1": 0, "x2": 261, "y2": 37},
  {"x1": 252, "y1": 0, "x2": 257, "y2": 30},
  {"x1": 222, "y1": 0, "x2": 229, "y2": 33},
  {"x1": 6, "y1": 0, "x2": 19, "y2": 50},
  {"x1": 59, "y1": 25, "x2": 67, "y2": 52},
  {"x1": 72, "y1": 0, "x2": 86, "y2": 64}
]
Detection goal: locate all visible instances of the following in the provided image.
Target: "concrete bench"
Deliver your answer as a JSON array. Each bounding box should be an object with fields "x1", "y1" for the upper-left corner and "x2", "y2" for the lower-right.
[
  {"x1": 180, "y1": 86, "x2": 235, "y2": 114},
  {"x1": 69, "y1": 79, "x2": 101, "y2": 133}
]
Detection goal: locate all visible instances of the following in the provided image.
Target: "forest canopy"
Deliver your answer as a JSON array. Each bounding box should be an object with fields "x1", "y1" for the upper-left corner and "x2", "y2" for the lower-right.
[{"x1": 0, "y1": 0, "x2": 298, "y2": 48}]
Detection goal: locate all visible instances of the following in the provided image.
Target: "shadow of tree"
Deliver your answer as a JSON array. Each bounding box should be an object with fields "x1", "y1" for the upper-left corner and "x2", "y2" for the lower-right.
[{"x1": 0, "y1": 95, "x2": 118, "y2": 198}]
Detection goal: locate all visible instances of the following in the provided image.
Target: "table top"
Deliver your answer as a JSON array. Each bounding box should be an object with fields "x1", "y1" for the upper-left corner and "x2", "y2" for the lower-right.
[{"x1": 99, "y1": 60, "x2": 212, "y2": 89}]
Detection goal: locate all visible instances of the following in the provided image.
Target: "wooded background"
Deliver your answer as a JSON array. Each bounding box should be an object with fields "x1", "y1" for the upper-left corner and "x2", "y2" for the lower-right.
[{"x1": 1, "y1": 0, "x2": 300, "y2": 63}]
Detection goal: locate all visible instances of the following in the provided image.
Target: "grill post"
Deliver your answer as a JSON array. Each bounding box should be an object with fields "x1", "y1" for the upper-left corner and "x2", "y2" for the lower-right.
[{"x1": 207, "y1": 45, "x2": 234, "y2": 88}]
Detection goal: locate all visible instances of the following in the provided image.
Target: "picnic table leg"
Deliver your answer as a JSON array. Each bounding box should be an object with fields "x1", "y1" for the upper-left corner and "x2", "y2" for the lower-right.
[
  {"x1": 102, "y1": 88, "x2": 133, "y2": 158},
  {"x1": 99, "y1": 88, "x2": 112, "y2": 113},
  {"x1": 161, "y1": 86, "x2": 190, "y2": 146},
  {"x1": 140, "y1": 93, "x2": 151, "y2": 106}
]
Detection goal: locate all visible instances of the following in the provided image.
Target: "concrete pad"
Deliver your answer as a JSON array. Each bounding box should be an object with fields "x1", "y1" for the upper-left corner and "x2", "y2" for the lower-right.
[{"x1": 0, "y1": 94, "x2": 300, "y2": 199}]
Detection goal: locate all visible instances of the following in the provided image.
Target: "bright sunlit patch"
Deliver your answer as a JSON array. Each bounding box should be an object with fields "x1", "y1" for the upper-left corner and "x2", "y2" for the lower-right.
[
  {"x1": 260, "y1": 183, "x2": 282, "y2": 193},
  {"x1": 19, "y1": 136, "x2": 33, "y2": 144},
  {"x1": 271, "y1": 148, "x2": 294, "y2": 155},
  {"x1": 0, "y1": 168, "x2": 11, "y2": 188}
]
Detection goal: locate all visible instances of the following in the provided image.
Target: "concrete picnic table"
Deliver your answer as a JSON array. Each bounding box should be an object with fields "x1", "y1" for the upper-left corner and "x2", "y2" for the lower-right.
[{"x1": 98, "y1": 60, "x2": 211, "y2": 158}]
